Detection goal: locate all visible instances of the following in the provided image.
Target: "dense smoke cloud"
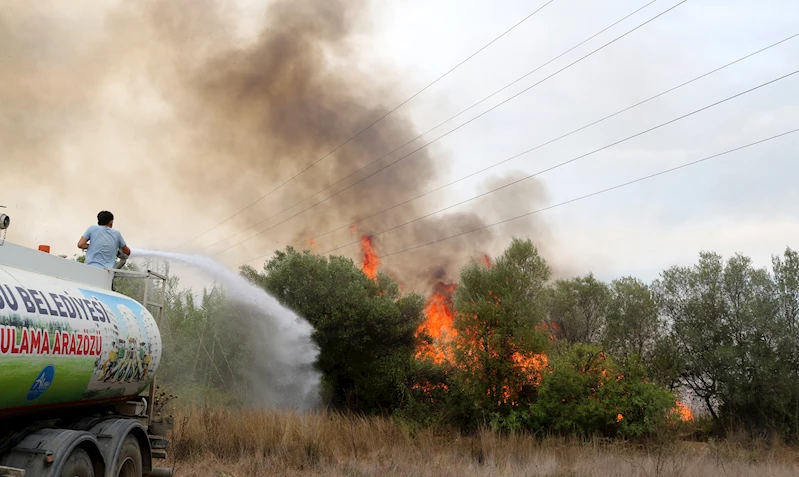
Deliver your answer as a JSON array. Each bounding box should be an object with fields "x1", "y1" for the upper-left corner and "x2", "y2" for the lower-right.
[
  {"x1": 0, "y1": 0, "x2": 555, "y2": 410},
  {"x1": 0, "y1": 0, "x2": 550, "y2": 291}
]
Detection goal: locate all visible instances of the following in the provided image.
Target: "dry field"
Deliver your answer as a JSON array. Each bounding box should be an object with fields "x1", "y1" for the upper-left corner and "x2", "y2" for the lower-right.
[{"x1": 163, "y1": 408, "x2": 799, "y2": 477}]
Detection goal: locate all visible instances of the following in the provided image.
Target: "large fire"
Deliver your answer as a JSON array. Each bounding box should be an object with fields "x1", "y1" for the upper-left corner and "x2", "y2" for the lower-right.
[
  {"x1": 415, "y1": 283, "x2": 458, "y2": 365},
  {"x1": 414, "y1": 281, "x2": 549, "y2": 405},
  {"x1": 351, "y1": 239, "x2": 695, "y2": 423}
]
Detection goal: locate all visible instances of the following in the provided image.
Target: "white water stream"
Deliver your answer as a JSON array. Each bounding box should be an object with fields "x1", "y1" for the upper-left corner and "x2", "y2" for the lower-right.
[{"x1": 132, "y1": 248, "x2": 320, "y2": 411}]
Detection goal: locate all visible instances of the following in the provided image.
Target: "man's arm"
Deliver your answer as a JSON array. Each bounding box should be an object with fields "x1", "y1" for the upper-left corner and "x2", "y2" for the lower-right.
[
  {"x1": 118, "y1": 233, "x2": 131, "y2": 256},
  {"x1": 79, "y1": 227, "x2": 94, "y2": 250}
]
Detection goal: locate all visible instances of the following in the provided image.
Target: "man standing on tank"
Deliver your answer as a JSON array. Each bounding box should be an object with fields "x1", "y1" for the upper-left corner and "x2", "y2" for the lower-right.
[{"x1": 78, "y1": 211, "x2": 131, "y2": 269}]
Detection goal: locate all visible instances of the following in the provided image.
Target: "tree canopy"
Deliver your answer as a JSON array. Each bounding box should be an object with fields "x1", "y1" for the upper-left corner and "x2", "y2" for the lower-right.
[
  {"x1": 126, "y1": 238, "x2": 799, "y2": 441},
  {"x1": 241, "y1": 247, "x2": 425, "y2": 413}
]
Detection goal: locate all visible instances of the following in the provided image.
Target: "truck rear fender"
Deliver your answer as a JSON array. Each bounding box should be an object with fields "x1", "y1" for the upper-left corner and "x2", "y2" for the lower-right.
[
  {"x1": 89, "y1": 419, "x2": 152, "y2": 477},
  {"x1": 0, "y1": 429, "x2": 105, "y2": 477}
]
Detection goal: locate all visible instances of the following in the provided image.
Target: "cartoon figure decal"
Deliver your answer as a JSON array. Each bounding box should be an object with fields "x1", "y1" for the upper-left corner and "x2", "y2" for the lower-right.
[{"x1": 78, "y1": 289, "x2": 161, "y2": 399}]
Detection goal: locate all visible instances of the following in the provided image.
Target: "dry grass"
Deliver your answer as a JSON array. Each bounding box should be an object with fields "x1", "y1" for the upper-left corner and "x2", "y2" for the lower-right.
[{"x1": 163, "y1": 407, "x2": 799, "y2": 477}]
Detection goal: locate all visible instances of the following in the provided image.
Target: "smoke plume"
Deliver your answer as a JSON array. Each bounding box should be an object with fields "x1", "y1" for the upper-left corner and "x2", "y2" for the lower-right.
[{"x1": 0, "y1": 0, "x2": 550, "y2": 291}]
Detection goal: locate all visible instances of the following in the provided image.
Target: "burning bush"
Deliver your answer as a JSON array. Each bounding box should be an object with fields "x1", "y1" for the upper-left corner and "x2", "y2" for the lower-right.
[
  {"x1": 237, "y1": 237, "x2": 703, "y2": 438},
  {"x1": 403, "y1": 238, "x2": 686, "y2": 437},
  {"x1": 450, "y1": 239, "x2": 551, "y2": 412},
  {"x1": 403, "y1": 239, "x2": 554, "y2": 425},
  {"x1": 415, "y1": 282, "x2": 458, "y2": 365},
  {"x1": 494, "y1": 344, "x2": 678, "y2": 438}
]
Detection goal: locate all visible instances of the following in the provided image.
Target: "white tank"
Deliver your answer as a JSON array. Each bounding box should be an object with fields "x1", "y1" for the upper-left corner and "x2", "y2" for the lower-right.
[{"x1": 0, "y1": 242, "x2": 162, "y2": 416}]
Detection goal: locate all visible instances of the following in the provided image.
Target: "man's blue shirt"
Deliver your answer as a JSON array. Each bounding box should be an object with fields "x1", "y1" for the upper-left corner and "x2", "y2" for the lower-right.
[{"x1": 83, "y1": 225, "x2": 126, "y2": 269}]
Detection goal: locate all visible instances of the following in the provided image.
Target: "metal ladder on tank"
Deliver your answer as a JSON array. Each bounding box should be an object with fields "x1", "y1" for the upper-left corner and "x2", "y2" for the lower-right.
[{"x1": 108, "y1": 264, "x2": 171, "y2": 459}]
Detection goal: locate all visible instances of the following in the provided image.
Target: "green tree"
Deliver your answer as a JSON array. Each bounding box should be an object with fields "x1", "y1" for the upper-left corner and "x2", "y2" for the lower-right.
[
  {"x1": 241, "y1": 247, "x2": 425, "y2": 413},
  {"x1": 601, "y1": 277, "x2": 680, "y2": 386},
  {"x1": 770, "y1": 248, "x2": 799, "y2": 440},
  {"x1": 603, "y1": 277, "x2": 658, "y2": 362},
  {"x1": 452, "y1": 237, "x2": 550, "y2": 417},
  {"x1": 773, "y1": 248, "x2": 799, "y2": 325},
  {"x1": 655, "y1": 250, "x2": 799, "y2": 437},
  {"x1": 547, "y1": 273, "x2": 610, "y2": 345}
]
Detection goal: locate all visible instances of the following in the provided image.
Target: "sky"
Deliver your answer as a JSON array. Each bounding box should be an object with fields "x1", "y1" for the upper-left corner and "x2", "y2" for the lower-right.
[
  {"x1": 362, "y1": 0, "x2": 799, "y2": 282},
  {"x1": 1, "y1": 0, "x2": 797, "y2": 289}
]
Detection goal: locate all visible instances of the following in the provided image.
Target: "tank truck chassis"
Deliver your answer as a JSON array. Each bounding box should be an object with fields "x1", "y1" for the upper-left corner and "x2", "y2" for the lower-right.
[{"x1": 0, "y1": 235, "x2": 174, "y2": 477}]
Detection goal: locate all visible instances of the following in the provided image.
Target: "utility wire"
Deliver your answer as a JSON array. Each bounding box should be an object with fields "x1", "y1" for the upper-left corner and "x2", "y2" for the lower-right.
[
  {"x1": 374, "y1": 128, "x2": 799, "y2": 259},
  {"x1": 202, "y1": 0, "x2": 662, "y2": 253},
  {"x1": 309, "y1": 68, "x2": 799, "y2": 255},
  {"x1": 291, "y1": 32, "x2": 799, "y2": 248},
  {"x1": 173, "y1": 0, "x2": 557, "y2": 249},
  {"x1": 213, "y1": 0, "x2": 686, "y2": 257},
  {"x1": 237, "y1": 63, "x2": 799, "y2": 267},
  {"x1": 206, "y1": 2, "x2": 661, "y2": 259}
]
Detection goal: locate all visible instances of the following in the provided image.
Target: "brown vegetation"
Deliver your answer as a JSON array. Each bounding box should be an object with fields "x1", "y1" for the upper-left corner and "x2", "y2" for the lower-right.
[{"x1": 164, "y1": 408, "x2": 799, "y2": 477}]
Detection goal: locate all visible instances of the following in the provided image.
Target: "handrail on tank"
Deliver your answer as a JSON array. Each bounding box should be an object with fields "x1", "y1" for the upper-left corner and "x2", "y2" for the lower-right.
[{"x1": 108, "y1": 269, "x2": 167, "y2": 281}]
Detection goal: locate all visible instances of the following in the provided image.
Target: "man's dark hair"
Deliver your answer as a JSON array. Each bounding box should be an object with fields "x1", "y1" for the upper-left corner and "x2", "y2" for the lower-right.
[{"x1": 97, "y1": 211, "x2": 114, "y2": 226}]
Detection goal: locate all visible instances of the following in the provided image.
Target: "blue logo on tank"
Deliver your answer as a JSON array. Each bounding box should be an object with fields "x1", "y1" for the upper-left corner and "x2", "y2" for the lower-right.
[{"x1": 26, "y1": 365, "x2": 55, "y2": 401}]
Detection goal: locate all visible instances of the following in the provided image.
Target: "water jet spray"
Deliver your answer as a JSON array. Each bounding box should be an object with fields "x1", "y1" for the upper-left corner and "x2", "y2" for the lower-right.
[{"x1": 132, "y1": 248, "x2": 321, "y2": 411}]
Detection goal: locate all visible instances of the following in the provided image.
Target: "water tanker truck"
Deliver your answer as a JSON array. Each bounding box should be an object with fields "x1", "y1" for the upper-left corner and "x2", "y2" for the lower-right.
[{"x1": 0, "y1": 215, "x2": 173, "y2": 477}]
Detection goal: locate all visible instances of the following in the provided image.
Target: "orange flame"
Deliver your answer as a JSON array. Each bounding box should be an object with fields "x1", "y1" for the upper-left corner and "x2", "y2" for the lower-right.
[
  {"x1": 500, "y1": 350, "x2": 549, "y2": 404},
  {"x1": 349, "y1": 224, "x2": 380, "y2": 280},
  {"x1": 411, "y1": 275, "x2": 636, "y2": 409},
  {"x1": 510, "y1": 351, "x2": 548, "y2": 387},
  {"x1": 480, "y1": 254, "x2": 492, "y2": 268},
  {"x1": 414, "y1": 282, "x2": 553, "y2": 405},
  {"x1": 411, "y1": 380, "x2": 450, "y2": 403},
  {"x1": 305, "y1": 237, "x2": 318, "y2": 250},
  {"x1": 415, "y1": 283, "x2": 458, "y2": 365},
  {"x1": 675, "y1": 401, "x2": 694, "y2": 421},
  {"x1": 359, "y1": 235, "x2": 380, "y2": 279}
]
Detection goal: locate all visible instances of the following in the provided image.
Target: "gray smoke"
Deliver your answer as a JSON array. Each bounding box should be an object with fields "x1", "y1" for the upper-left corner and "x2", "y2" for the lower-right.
[{"x1": 0, "y1": 0, "x2": 550, "y2": 292}]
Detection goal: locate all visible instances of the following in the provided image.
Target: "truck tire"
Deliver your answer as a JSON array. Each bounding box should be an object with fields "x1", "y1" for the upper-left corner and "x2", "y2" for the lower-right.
[
  {"x1": 115, "y1": 435, "x2": 142, "y2": 477},
  {"x1": 60, "y1": 448, "x2": 95, "y2": 477}
]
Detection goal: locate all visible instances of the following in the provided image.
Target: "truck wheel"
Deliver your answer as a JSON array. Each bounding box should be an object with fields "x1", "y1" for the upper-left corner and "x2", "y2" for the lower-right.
[
  {"x1": 115, "y1": 435, "x2": 143, "y2": 477},
  {"x1": 60, "y1": 448, "x2": 95, "y2": 477}
]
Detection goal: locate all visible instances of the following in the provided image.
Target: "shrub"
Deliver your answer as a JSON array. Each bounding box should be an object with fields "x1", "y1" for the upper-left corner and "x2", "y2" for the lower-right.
[{"x1": 494, "y1": 344, "x2": 676, "y2": 438}]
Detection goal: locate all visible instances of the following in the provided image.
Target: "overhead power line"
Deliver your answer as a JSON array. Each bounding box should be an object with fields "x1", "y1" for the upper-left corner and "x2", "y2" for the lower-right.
[
  {"x1": 212, "y1": 0, "x2": 686, "y2": 257},
  {"x1": 204, "y1": 0, "x2": 666, "y2": 253},
  {"x1": 237, "y1": 64, "x2": 799, "y2": 267},
  {"x1": 310, "y1": 68, "x2": 799, "y2": 255},
  {"x1": 374, "y1": 128, "x2": 799, "y2": 260},
  {"x1": 197, "y1": 0, "x2": 659, "y2": 255},
  {"x1": 173, "y1": 0, "x2": 558, "y2": 249},
  {"x1": 292, "y1": 32, "x2": 799, "y2": 248}
]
